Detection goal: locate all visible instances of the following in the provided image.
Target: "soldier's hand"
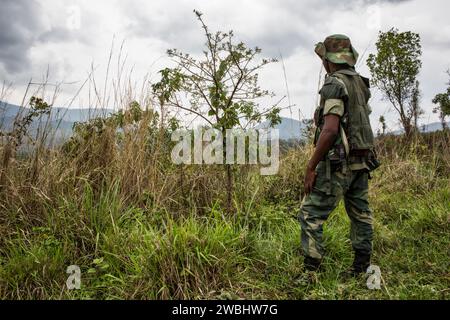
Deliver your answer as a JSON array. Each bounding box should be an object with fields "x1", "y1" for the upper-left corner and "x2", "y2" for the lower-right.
[{"x1": 304, "y1": 166, "x2": 317, "y2": 195}]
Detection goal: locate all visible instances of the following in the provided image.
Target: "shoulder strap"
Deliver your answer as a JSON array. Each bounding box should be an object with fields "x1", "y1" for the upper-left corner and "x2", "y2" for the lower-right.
[{"x1": 329, "y1": 73, "x2": 351, "y2": 157}]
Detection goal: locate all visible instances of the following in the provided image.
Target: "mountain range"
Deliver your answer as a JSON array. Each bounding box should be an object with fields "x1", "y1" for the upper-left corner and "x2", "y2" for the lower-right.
[
  {"x1": 0, "y1": 101, "x2": 114, "y2": 139},
  {"x1": 1, "y1": 101, "x2": 448, "y2": 142}
]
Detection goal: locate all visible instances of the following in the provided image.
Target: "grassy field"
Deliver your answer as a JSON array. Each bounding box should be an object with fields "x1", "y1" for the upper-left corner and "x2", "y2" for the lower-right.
[{"x1": 0, "y1": 106, "x2": 449, "y2": 299}]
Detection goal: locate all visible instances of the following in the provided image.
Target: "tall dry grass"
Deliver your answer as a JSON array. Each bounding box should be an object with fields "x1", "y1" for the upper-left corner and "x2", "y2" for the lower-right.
[{"x1": 0, "y1": 57, "x2": 449, "y2": 299}]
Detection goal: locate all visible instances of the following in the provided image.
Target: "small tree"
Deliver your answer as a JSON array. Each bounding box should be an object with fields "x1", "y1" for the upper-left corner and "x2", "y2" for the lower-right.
[
  {"x1": 0, "y1": 97, "x2": 51, "y2": 191},
  {"x1": 410, "y1": 80, "x2": 424, "y2": 132},
  {"x1": 152, "y1": 10, "x2": 281, "y2": 213},
  {"x1": 367, "y1": 28, "x2": 422, "y2": 137},
  {"x1": 378, "y1": 115, "x2": 387, "y2": 136},
  {"x1": 301, "y1": 118, "x2": 315, "y2": 143},
  {"x1": 432, "y1": 71, "x2": 450, "y2": 130}
]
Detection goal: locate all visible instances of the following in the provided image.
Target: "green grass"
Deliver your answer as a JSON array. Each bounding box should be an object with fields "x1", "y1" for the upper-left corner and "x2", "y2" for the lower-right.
[{"x1": 1, "y1": 172, "x2": 448, "y2": 300}]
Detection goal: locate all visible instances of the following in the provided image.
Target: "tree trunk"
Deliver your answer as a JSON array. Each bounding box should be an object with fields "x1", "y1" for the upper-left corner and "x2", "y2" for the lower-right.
[
  {"x1": 226, "y1": 163, "x2": 232, "y2": 215},
  {"x1": 399, "y1": 108, "x2": 412, "y2": 137},
  {"x1": 404, "y1": 123, "x2": 412, "y2": 137},
  {"x1": 222, "y1": 128, "x2": 233, "y2": 215},
  {"x1": 441, "y1": 113, "x2": 447, "y2": 130}
]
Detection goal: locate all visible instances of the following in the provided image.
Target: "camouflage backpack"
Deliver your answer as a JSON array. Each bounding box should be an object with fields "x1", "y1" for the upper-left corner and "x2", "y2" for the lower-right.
[{"x1": 334, "y1": 68, "x2": 375, "y2": 152}]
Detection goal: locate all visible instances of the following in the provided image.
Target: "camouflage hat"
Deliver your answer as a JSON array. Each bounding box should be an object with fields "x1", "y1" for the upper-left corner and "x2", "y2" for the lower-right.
[{"x1": 315, "y1": 34, "x2": 359, "y2": 67}]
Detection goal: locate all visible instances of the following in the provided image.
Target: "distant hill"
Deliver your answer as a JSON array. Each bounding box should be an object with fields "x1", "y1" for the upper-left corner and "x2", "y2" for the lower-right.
[
  {"x1": 1, "y1": 102, "x2": 309, "y2": 142},
  {"x1": 391, "y1": 121, "x2": 450, "y2": 135},
  {"x1": 2, "y1": 101, "x2": 448, "y2": 143},
  {"x1": 0, "y1": 101, "x2": 114, "y2": 139},
  {"x1": 418, "y1": 122, "x2": 450, "y2": 133},
  {"x1": 256, "y1": 117, "x2": 307, "y2": 140},
  {"x1": 0, "y1": 101, "x2": 113, "y2": 123}
]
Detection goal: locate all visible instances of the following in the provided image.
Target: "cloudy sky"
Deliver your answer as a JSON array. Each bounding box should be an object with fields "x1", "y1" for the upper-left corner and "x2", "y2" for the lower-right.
[{"x1": 0, "y1": 0, "x2": 449, "y2": 131}]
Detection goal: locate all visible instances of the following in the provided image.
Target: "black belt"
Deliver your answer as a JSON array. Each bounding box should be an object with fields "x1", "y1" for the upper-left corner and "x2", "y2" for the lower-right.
[{"x1": 349, "y1": 149, "x2": 369, "y2": 157}]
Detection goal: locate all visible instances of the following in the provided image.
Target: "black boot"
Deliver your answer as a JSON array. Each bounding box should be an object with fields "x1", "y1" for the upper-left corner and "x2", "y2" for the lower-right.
[
  {"x1": 351, "y1": 251, "x2": 371, "y2": 275},
  {"x1": 304, "y1": 256, "x2": 322, "y2": 271}
]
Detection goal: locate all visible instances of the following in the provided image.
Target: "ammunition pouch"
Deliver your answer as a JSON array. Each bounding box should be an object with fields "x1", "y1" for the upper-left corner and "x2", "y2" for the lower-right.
[
  {"x1": 323, "y1": 144, "x2": 346, "y2": 173},
  {"x1": 328, "y1": 144, "x2": 346, "y2": 165},
  {"x1": 349, "y1": 149, "x2": 380, "y2": 172},
  {"x1": 366, "y1": 149, "x2": 380, "y2": 172}
]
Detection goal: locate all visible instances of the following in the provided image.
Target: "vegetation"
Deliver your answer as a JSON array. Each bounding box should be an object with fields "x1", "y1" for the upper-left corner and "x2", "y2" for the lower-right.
[
  {"x1": 378, "y1": 115, "x2": 387, "y2": 136},
  {"x1": 367, "y1": 28, "x2": 422, "y2": 137},
  {"x1": 0, "y1": 16, "x2": 448, "y2": 300},
  {"x1": 152, "y1": 10, "x2": 282, "y2": 213},
  {"x1": 432, "y1": 71, "x2": 450, "y2": 130},
  {"x1": 0, "y1": 94, "x2": 448, "y2": 299}
]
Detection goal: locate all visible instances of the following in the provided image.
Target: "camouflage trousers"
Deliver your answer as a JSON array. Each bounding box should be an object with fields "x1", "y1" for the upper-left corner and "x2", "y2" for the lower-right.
[{"x1": 299, "y1": 160, "x2": 373, "y2": 260}]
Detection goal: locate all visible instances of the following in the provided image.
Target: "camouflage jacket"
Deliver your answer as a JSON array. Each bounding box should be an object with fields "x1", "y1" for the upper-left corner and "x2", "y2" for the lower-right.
[{"x1": 314, "y1": 68, "x2": 375, "y2": 171}]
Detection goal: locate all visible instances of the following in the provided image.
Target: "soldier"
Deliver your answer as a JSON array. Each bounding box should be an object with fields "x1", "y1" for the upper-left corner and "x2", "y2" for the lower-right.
[{"x1": 299, "y1": 34, "x2": 380, "y2": 275}]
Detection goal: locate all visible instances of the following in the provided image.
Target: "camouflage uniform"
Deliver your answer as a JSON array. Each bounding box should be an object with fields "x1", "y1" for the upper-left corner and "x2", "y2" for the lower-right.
[{"x1": 300, "y1": 35, "x2": 377, "y2": 266}]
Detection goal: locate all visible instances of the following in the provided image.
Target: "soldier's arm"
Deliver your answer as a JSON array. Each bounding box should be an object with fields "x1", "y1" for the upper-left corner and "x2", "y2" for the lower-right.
[
  {"x1": 304, "y1": 76, "x2": 346, "y2": 194},
  {"x1": 304, "y1": 114, "x2": 340, "y2": 194},
  {"x1": 308, "y1": 114, "x2": 340, "y2": 171}
]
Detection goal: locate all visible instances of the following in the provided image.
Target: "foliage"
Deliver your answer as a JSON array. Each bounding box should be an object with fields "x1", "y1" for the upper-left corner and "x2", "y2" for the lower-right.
[
  {"x1": 0, "y1": 97, "x2": 52, "y2": 191},
  {"x1": 153, "y1": 10, "x2": 281, "y2": 131},
  {"x1": 367, "y1": 28, "x2": 422, "y2": 136},
  {"x1": 0, "y1": 97, "x2": 51, "y2": 147},
  {"x1": 432, "y1": 71, "x2": 450, "y2": 129},
  {"x1": 0, "y1": 131, "x2": 449, "y2": 299},
  {"x1": 152, "y1": 10, "x2": 282, "y2": 213},
  {"x1": 62, "y1": 101, "x2": 164, "y2": 156},
  {"x1": 378, "y1": 115, "x2": 387, "y2": 136},
  {"x1": 0, "y1": 18, "x2": 448, "y2": 301}
]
